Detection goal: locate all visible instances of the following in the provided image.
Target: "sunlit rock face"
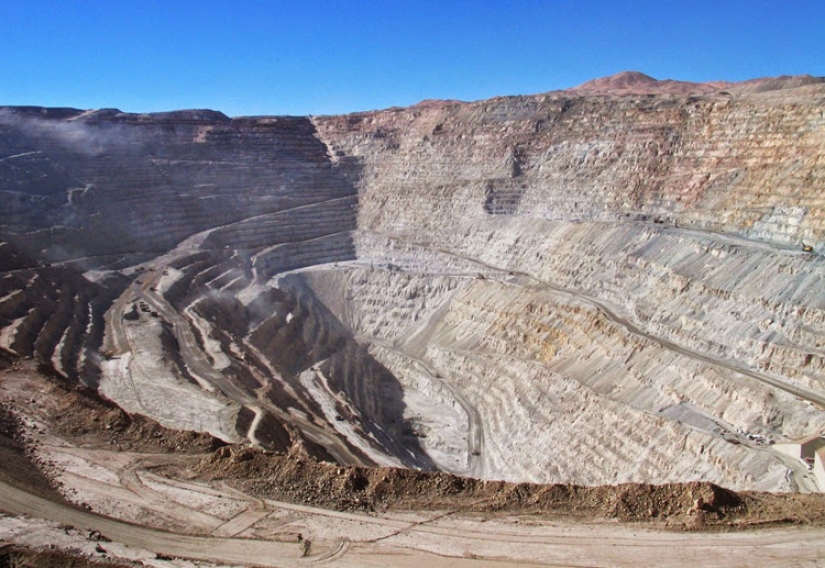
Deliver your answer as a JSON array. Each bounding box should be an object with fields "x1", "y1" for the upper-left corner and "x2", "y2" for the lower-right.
[{"x1": 2, "y1": 74, "x2": 825, "y2": 491}]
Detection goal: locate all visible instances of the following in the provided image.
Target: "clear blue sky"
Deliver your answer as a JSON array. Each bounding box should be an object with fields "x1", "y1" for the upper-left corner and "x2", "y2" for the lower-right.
[{"x1": 1, "y1": 1, "x2": 822, "y2": 117}]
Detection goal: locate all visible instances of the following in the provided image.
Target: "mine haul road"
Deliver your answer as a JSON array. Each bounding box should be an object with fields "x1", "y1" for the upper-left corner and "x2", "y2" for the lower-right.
[
  {"x1": 0, "y1": 479, "x2": 342, "y2": 567},
  {"x1": 358, "y1": 334, "x2": 485, "y2": 478},
  {"x1": 137, "y1": 267, "x2": 374, "y2": 465},
  {"x1": 103, "y1": 265, "x2": 373, "y2": 466},
  {"x1": 3, "y1": 476, "x2": 825, "y2": 567},
  {"x1": 372, "y1": 230, "x2": 825, "y2": 409}
]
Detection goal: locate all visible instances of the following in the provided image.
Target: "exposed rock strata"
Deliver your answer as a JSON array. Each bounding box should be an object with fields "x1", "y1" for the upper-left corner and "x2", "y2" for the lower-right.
[{"x1": 1, "y1": 74, "x2": 824, "y2": 492}]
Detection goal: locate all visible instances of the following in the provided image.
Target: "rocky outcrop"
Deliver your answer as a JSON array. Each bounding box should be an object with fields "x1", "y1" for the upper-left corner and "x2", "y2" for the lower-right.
[{"x1": 1, "y1": 74, "x2": 824, "y2": 491}]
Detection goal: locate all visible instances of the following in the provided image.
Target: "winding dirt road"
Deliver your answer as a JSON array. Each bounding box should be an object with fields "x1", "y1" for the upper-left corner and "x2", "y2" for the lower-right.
[
  {"x1": 3, "y1": 474, "x2": 825, "y2": 567},
  {"x1": 0, "y1": 479, "x2": 341, "y2": 567},
  {"x1": 358, "y1": 334, "x2": 485, "y2": 478},
  {"x1": 103, "y1": 265, "x2": 374, "y2": 466},
  {"x1": 371, "y1": 230, "x2": 825, "y2": 408}
]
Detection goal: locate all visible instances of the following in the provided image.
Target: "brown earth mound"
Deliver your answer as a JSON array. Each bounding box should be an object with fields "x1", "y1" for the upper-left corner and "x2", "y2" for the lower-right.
[{"x1": 151, "y1": 445, "x2": 825, "y2": 530}]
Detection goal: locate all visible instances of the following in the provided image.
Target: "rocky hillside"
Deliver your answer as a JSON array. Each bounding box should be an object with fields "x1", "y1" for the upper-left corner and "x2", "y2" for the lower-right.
[{"x1": 1, "y1": 72, "x2": 824, "y2": 492}]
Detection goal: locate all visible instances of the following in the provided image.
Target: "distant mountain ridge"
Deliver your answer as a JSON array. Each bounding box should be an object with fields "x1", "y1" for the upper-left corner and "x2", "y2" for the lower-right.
[{"x1": 569, "y1": 70, "x2": 825, "y2": 95}]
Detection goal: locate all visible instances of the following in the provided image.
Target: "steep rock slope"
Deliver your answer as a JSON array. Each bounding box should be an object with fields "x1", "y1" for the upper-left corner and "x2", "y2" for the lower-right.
[
  {"x1": 0, "y1": 108, "x2": 431, "y2": 469},
  {"x1": 1, "y1": 75, "x2": 825, "y2": 492},
  {"x1": 308, "y1": 78, "x2": 825, "y2": 489}
]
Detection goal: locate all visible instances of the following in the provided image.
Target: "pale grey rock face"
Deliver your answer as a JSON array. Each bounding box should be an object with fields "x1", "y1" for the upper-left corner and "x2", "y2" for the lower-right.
[{"x1": 1, "y1": 79, "x2": 824, "y2": 491}]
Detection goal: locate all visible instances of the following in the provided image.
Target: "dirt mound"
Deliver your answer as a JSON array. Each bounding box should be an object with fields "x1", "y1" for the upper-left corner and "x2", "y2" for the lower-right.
[
  {"x1": 165, "y1": 445, "x2": 825, "y2": 529},
  {"x1": 0, "y1": 545, "x2": 135, "y2": 568}
]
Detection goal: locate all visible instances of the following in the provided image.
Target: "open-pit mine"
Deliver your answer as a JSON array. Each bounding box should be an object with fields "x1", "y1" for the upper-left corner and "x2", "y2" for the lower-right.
[{"x1": 2, "y1": 71, "x2": 825, "y2": 566}]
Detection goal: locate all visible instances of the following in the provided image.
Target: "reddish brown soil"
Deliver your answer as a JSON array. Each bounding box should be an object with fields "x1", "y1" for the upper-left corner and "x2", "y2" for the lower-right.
[{"x1": 152, "y1": 445, "x2": 825, "y2": 531}]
